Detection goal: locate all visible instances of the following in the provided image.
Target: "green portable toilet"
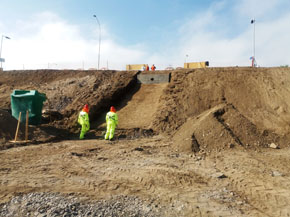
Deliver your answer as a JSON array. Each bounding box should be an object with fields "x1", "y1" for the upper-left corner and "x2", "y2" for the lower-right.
[{"x1": 11, "y1": 90, "x2": 46, "y2": 125}]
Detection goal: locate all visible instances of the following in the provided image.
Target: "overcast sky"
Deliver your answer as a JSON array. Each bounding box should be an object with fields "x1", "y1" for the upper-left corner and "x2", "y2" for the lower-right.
[{"x1": 0, "y1": 0, "x2": 290, "y2": 70}]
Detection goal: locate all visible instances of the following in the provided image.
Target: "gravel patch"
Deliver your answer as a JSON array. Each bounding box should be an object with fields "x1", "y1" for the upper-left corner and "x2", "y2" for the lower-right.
[{"x1": 0, "y1": 193, "x2": 163, "y2": 217}]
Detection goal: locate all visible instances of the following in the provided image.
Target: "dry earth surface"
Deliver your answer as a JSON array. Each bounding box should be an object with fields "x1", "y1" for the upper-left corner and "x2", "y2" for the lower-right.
[{"x1": 1, "y1": 67, "x2": 290, "y2": 216}]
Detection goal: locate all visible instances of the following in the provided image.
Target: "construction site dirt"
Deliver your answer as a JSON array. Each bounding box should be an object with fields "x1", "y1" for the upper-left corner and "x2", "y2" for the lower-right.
[{"x1": 1, "y1": 67, "x2": 290, "y2": 216}]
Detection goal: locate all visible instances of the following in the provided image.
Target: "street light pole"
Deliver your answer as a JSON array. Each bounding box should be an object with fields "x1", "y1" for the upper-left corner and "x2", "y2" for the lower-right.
[
  {"x1": 185, "y1": 54, "x2": 189, "y2": 63},
  {"x1": 251, "y1": 19, "x2": 256, "y2": 66},
  {"x1": 0, "y1": 35, "x2": 11, "y2": 70},
  {"x1": 93, "y1": 15, "x2": 101, "y2": 70},
  {"x1": 253, "y1": 20, "x2": 255, "y2": 61}
]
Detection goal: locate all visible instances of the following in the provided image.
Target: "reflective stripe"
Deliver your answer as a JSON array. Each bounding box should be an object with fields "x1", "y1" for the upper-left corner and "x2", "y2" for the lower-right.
[
  {"x1": 106, "y1": 111, "x2": 118, "y2": 125},
  {"x1": 78, "y1": 111, "x2": 89, "y2": 125},
  {"x1": 108, "y1": 114, "x2": 115, "y2": 121}
]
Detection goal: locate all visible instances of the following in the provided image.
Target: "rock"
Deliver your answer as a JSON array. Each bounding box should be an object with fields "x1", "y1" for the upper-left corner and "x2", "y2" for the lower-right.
[
  {"x1": 229, "y1": 143, "x2": 235, "y2": 148},
  {"x1": 237, "y1": 201, "x2": 243, "y2": 205},
  {"x1": 269, "y1": 143, "x2": 279, "y2": 149},
  {"x1": 272, "y1": 171, "x2": 283, "y2": 177},
  {"x1": 134, "y1": 147, "x2": 144, "y2": 152},
  {"x1": 212, "y1": 172, "x2": 227, "y2": 179}
]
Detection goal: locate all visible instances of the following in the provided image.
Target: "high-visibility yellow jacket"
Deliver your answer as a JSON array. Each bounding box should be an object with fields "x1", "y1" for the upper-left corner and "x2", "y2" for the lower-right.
[
  {"x1": 106, "y1": 111, "x2": 118, "y2": 126},
  {"x1": 78, "y1": 111, "x2": 90, "y2": 128}
]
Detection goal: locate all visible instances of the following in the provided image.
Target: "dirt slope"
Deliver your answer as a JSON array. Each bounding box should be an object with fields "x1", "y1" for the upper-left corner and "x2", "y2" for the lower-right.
[
  {"x1": 172, "y1": 103, "x2": 281, "y2": 153},
  {"x1": 2, "y1": 67, "x2": 290, "y2": 142},
  {"x1": 1, "y1": 67, "x2": 290, "y2": 216},
  {"x1": 117, "y1": 84, "x2": 167, "y2": 129},
  {"x1": 0, "y1": 69, "x2": 138, "y2": 136},
  {"x1": 151, "y1": 67, "x2": 290, "y2": 152},
  {"x1": 153, "y1": 67, "x2": 290, "y2": 136},
  {"x1": 0, "y1": 109, "x2": 25, "y2": 141}
]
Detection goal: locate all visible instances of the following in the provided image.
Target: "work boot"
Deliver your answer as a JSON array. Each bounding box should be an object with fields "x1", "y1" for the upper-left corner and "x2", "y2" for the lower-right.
[
  {"x1": 109, "y1": 137, "x2": 114, "y2": 141},
  {"x1": 80, "y1": 133, "x2": 85, "y2": 140}
]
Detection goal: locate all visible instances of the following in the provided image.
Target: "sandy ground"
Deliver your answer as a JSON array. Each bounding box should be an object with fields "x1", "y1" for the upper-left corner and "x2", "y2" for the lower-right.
[
  {"x1": 1, "y1": 67, "x2": 290, "y2": 216},
  {"x1": 1, "y1": 137, "x2": 290, "y2": 216}
]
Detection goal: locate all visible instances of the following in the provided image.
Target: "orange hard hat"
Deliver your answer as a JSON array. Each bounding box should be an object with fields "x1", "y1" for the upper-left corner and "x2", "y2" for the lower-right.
[
  {"x1": 83, "y1": 104, "x2": 89, "y2": 113},
  {"x1": 110, "y1": 106, "x2": 116, "y2": 113}
]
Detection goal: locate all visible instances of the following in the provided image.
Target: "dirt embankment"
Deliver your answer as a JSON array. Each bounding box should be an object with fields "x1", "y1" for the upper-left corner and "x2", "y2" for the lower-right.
[
  {"x1": 0, "y1": 70, "x2": 138, "y2": 139},
  {"x1": 1, "y1": 67, "x2": 290, "y2": 150},
  {"x1": 2, "y1": 67, "x2": 290, "y2": 216},
  {"x1": 151, "y1": 67, "x2": 290, "y2": 151},
  {"x1": 0, "y1": 109, "x2": 57, "y2": 149}
]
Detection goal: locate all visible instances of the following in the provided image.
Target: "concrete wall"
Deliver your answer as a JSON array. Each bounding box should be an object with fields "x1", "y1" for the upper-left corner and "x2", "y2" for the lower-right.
[
  {"x1": 184, "y1": 61, "x2": 209, "y2": 69},
  {"x1": 126, "y1": 64, "x2": 147, "y2": 71},
  {"x1": 137, "y1": 73, "x2": 171, "y2": 84}
]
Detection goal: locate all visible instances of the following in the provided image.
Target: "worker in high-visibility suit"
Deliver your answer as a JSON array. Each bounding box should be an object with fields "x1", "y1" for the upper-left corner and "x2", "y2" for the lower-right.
[
  {"x1": 78, "y1": 104, "x2": 90, "y2": 139},
  {"x1": 105, "y1": 106, "x2": 118, "y2": 140}
]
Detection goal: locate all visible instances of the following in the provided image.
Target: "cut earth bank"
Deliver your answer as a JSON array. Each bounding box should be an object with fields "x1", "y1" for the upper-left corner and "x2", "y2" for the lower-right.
[{"x1": 1, "y1": 67, "x2": 290, "y2": 216}]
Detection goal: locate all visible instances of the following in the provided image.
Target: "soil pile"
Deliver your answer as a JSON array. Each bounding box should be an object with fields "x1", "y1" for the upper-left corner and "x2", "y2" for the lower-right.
[
  {"x1": 1, "y1": 67, "x2": 290, "y2": 151},
  {"x1": 0, "y1": 69, "x2": 138, "y2": 139},
  {"x1": 0, "y1": 109, "x2": 25, "y2": 141},
  {"x1": 172, "y1": 103, "x2": 282, "y2": 153},
  {"x1": 0, "y1": 109, "x2": 57, "y2": 149},
  {"x1": 151, "y1": 67, "x2": 290, "y2": 151},
  {"x1": 2, "y1": 67, "x2": 290, "y2": 216},
  {"x1": 153, "y1": 67, "x2": 290, "y2": 135}
]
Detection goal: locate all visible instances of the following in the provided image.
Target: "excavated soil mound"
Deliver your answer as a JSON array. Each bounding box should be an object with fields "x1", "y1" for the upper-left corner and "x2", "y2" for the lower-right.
[
  {"x1": 0, "y1": 109, "x2": 57, "y2": 149},
  {"x1": 2, "y1": 67, "x2": 290, "y2": 217},
  {"x1": 172, "y1": 103, "x2": 282, "y2": 153},
  {"x1": 152, "y1": 67, "x2": 290, "y2": 135},
  {"x1": 0, "y1": 109, "x2": 25, "y2": 141},
  {"x1": 1, "y1": 67, "x2": 290, "y2": 153},
  {"x1": 151, "y1": 67, "x2": 290, "y2": 151},
  {"x1": 0, "y1": 69, "x2": 138, "y2": 131}
]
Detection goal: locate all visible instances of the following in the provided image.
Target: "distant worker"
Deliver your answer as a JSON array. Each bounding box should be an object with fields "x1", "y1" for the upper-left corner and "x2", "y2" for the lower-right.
[
  {"x1": 78, "y1": 104, "x2": 90, "y2": 139},
  {"x1": 250, "y1": 56, "x2": 256, "y2": 67},
  {"x1": 142, "y1": 65, "x2": 146, "y2": 71},
  {"x1": 146, "y1": 64, "x2": 149, "y2": 71},
  {"x1": 105, "y1": 106, "x2": 118, "y2": 141},
  {"x1": 151, "y1": 64, "x2": 156, "y2": 71}
]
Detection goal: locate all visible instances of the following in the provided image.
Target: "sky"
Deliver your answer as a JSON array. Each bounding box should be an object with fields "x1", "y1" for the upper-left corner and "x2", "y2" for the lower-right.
[{"x1": 0, "y1": 0, "x2": 290, "y2": 70}]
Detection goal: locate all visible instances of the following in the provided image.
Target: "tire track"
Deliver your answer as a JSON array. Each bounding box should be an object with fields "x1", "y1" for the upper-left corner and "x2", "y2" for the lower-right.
[{"x1": 215, "y1": 150, "x2": 290, "y2": 217}]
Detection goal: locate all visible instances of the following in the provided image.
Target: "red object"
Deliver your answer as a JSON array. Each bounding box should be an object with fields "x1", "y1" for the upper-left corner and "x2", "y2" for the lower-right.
[
  {"x1": 146, "y1": 65, "x2": 149, "y2": 71},
  {"x1": 151, "y1": 65, "x2": 156, "y2": 71},
  {"x1": 82, "y1": 104, "x2": 89, "y2": 113},
  {"x1": 110, "y1": 106, "x2": 116, "y2": 113}
]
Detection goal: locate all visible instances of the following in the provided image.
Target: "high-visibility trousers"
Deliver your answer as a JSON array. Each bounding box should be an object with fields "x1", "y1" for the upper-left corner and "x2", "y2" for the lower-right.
[
  {"x1": 105, "y1": 121, "x2": 116, "y2": 140},
  {"x1": 80, "y1": 124, "x2": 89, "y2": 139}
]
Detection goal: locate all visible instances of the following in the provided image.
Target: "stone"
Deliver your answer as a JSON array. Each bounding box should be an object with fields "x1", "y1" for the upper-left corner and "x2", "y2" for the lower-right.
[
  {"x1": 272, "y1": 170, "x2": 283, "y2": 177},
  {"x1": 269, "y1": 143, "x2": 279, "y2": 149},
  {"x1": 212, "y1": 172, "x2": 227, "y2": 179},
  {"x1": 229, "y1": 143, "x2": 235, "y2": 148}
]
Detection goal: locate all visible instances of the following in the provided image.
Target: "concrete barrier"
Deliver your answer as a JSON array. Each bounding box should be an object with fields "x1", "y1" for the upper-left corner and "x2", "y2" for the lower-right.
[{"x1": 137, "y1": 73, "x2": 171, "y2": 84}]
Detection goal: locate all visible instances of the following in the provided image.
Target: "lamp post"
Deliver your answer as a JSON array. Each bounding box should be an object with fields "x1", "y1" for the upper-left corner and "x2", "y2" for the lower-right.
[
  {"x1": 251, "y1": 19, "x2": 256, "y2": 66},
  {"x1": 93, "y1": 15, "x2": 101, "y2": 70},
  {"x1": 185, "y1": 54, "x2": 189, "y2": 63},
  {"x1": 0, "y1": 35, "x2": 11, "y2": 70},
  {"x1": 185, "y1": 54, "x2": 189, "y2": 68}
]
